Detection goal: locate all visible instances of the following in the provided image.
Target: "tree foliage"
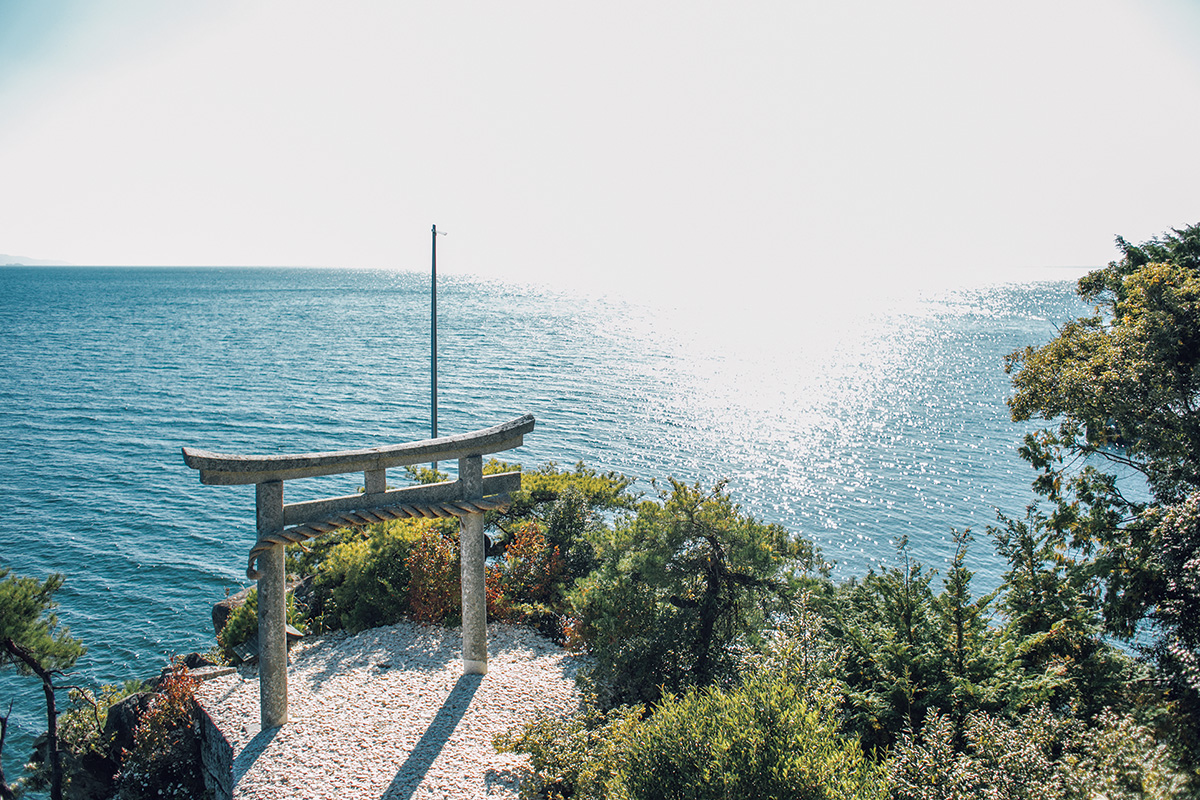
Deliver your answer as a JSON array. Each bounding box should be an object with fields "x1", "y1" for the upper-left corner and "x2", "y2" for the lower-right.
[
  {"x1": 1004, "y1": 222, "x2": 1200, "y2": 746},
  {"x1": 0, "y1": 569, "x2": 86, "y2": 800},
  {"x1": 570, "y1": 479, "x2": 817, "y2": 708},
  {"x1": 1139, "y1": 492, "x2": 1200, "y2": 735},
  {"x1": 989, "y1": 507, "x2": 1135, "y2": 721},
  {"x1": 888, "y1": 705, "x2": 1185, "y2": 800},
  {"x1": 1006, "y1": 223, "x2": 1200, "y2": 530},
  {"x1": 0, "y1": 570, "x2": 84, "y2": 678},
  {"x1": 820, "y1": 535, "x2": 1014, "y2": 754}
]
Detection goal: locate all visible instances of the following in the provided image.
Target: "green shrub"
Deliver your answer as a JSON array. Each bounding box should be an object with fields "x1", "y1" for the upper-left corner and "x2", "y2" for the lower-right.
[
  {"x1": 215, "y1": 588, "x2": 305, "y2": 661},
  {"x1": 404, "y1": 523, "x2": 461, "y2": 625},
  {"x1": 497, "y1": 675, "x2": 886, "y2": 800},
  {"x1": 542, "y1": 485, "x2": 603, "y2": 581},
  {"x1": 483, "y1": 491, "x2": 606, "y2": 639},
  {"x1": 310, "y1": 519, "x2": 427, "y2": 633},
  {"x1": 494, "y1": 702, "x2": 643, "y2": 800},
  {"x1": 21, "y1": 680, "x2": 149, "y2": 797},
  {"x1": 285, "y1": 525, "x2": 370, "y2": 580},
  {"x1": 612, "y1": 676, "x2": 887, "y2": 800},
  {"x1": 888, "y1": 707, "x2": 1071, "y2": 800},
  {"x1": 497, "y1": 460, "x2": 637, "y2": 525},
  {"x1": 887, "y1": 706, "x2": 1189, "y2": 800},
  {"x1": 216, "y1": 592, "x2": 257, "y2": 661},
  {"x1": 497, "y1": 522, "x2": 563, "y2": 605}
]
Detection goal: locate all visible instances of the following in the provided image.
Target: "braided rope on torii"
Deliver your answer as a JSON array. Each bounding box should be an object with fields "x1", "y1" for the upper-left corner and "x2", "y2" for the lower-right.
[{"x1": 245, "y1": 494, "x2": 512, "y2": 579}]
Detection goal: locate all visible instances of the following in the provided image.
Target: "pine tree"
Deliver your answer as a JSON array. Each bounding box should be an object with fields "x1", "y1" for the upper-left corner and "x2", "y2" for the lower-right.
[
  {"x1": 569, "y1": 479, "x2": 815, "y2": 708},
  {"x1": 0, "y1": 569, "x2": 86, "y2": 800}
]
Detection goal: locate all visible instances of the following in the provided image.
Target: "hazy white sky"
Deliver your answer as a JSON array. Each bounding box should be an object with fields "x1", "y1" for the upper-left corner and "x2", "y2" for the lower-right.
[{"x1": 2, "y1": 0, "x2": 1199, "y2": 299}]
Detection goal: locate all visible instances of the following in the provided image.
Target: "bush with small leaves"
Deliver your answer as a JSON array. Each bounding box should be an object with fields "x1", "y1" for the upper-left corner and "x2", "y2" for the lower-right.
[
  {"x1": 496, "y1": 461, "x2": 637, "y2": 529},
  {"x1": 497, "y1": 673, "x2": 886, "y2": 800},
  {"x1": 487, "y1": 521, "x2": 575, "y2": 638},
  {"x1": 496, "y1": 522, "x2": 563, "y2": 607},
  {"x1": 611, "y1": 675, "x2": 887, "y2": 800},
  {"x1": 284, "y1": 525, "x2": 369, "y2": 582},
  {"x1": 1062, "y1": 709, "x2": 1191, "y2": 800},
  {"x1": 44, "y1": 680, "x2": 150, "y2": 795},
  {"x1": 887, "y1": 706, "x2": 1188, "y2": 800},
  {"x1": 494, "y1": 702, "x2": 643, "y2": 800},
  {"x1": 307, "y1": 519, "x2": 431, "y2": 633},
  {"x1": 115, "y1": 660, "x2": 206, "y2": 800},
  {"x1": 405, "y1": 523, "x2": 461, "y2": 624},
  {"x1": 888, "y1": 707, "x2": 1073, "y2": 800}
]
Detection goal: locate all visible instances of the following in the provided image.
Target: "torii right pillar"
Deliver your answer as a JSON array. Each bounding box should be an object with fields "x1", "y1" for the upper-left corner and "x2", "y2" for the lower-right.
[{"x1": 459, "y1": 454, "x2": 487, "y2": 674}]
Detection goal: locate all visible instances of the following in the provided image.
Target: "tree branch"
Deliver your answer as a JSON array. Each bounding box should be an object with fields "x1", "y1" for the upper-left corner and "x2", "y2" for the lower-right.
[
  {"x1": 1, "y1": 638, "x2": 63, "y2": 800},
  {"x1": 0, "y1": 699, "x2": 14, "y2": 800}
]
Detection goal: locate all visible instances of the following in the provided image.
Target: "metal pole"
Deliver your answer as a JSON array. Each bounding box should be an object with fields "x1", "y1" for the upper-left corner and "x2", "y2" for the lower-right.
[
  {"x1": 431, "y1": 224, "x2": 447, "y2": 471},
  {"x1": 431, "y1": 224, "x2": 438, "y2": 454}
]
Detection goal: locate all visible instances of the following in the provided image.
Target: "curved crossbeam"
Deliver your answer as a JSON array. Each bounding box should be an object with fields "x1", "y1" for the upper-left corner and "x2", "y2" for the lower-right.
[{"x1": 183, "y1": 414, "x2": 535, "y2": 485}]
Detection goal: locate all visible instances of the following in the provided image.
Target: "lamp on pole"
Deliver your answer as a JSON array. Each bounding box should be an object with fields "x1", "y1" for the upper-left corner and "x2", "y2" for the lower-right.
[{"x1": 431, "y1": 224, "x2": 447, "y2": 469}]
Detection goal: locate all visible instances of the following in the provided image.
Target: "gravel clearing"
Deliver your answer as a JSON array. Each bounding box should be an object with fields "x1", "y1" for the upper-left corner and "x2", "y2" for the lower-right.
[{"x1": 195, "y1": 621, "x2": 584, "y2": 799}]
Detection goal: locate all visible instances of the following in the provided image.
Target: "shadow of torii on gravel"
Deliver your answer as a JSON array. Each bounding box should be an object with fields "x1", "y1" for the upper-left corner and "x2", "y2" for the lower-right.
[
  {"x1": 231, "y1": 724, "x2": 282, "y2": 790},
  {"x1": 380, "y1": 672, "x2": 483, "y2": 800}
]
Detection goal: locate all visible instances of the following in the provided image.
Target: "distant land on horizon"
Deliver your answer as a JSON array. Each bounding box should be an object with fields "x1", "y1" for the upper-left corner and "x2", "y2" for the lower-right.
[
  {"x1": 1, "y1": 253, "x2": 72, "y2": 266},
  {"x1": 0, "y1": 259, "x2": 339, "y2": 269}
]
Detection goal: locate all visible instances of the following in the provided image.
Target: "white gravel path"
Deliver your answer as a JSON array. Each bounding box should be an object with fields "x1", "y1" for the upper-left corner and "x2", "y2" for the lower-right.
[{"x1": 195, "y1": 621, "x2": 584, "y2": 799}]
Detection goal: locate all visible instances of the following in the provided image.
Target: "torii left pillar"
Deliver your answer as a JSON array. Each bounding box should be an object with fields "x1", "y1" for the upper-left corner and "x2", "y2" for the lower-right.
[{"x1": 256, "y1": 480, "x2": 288, "y2": 727}]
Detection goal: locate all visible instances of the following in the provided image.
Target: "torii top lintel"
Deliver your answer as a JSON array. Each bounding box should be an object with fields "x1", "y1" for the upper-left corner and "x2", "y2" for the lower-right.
[{"x1": 182, "y1": 414, "x2": 535, "y2": 486}]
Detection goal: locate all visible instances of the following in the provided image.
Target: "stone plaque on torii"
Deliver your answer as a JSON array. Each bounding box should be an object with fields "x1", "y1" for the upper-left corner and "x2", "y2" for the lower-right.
[{"x1": 182, "y1": 414, "x2": 535, "y2": 728}]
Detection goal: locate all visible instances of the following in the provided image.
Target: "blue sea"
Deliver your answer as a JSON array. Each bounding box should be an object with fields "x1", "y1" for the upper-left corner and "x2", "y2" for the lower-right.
[{"x1": 0, "y1": 265, "x2": 1085, "y2": 777}]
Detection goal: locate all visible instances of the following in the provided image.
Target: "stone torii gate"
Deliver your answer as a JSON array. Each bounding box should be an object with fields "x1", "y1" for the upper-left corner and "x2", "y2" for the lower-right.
[{"x1": 182, "y1": 414, "x2": 535, "y2": 728}]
